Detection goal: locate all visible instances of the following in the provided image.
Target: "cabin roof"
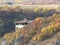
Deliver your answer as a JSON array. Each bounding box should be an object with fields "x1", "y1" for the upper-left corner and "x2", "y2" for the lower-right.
[{"x1": 15, "y1": 18, "x2": 33, "y2": 24}]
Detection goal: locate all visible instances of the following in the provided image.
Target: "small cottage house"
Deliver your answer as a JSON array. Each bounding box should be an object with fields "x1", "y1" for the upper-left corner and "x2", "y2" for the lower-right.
[{"x1": 15, "y1": 18, "x2": 33, "y2": 31}]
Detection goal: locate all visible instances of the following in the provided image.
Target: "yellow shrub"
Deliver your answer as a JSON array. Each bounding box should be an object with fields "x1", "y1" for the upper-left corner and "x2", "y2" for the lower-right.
[
  {"x1": 34, "y1": 17, "x2": 43, "y2": 22},
  {"x1": 34, "y1": 6, "x2": 40, "y2": 12},
  {"x1": 4, "y1": 32, "x2": 16, "y2": 42},
  {"x1": 32, "y1": 35, "x2": 37, "y2": 41},
  {"x1": 41, "y1": 26, "x2": 54, "y2": 35},
  {"x1": 32, "y1": 33, "x2": 46, "y2": 41}
]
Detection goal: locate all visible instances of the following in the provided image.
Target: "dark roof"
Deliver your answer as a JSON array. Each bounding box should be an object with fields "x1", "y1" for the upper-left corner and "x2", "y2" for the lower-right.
[{"x1": 15, "y1": 18, "x2": 33, "y2": 24}]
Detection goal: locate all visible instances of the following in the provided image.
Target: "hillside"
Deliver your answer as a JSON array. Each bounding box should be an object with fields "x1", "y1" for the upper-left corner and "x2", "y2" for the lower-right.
[
  {"x1": 0, "y1": 0, "x2": 60, "y2": 5},
  {"x1": 1, "y1": 6, "x2": 60, "y2": 37},
  {"x1": 1, "y1": 13, "x2": 60, "y2": 45},
  {"x1": 0, "y1": 5, "x2": 60, "y2": 45}
]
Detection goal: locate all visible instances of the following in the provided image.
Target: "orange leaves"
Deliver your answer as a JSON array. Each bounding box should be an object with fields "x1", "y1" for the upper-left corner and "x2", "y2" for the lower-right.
[
  {"x1": 34, "y1": 17, "x2": 41, "y2": 21},
  {"x1": 34, "y1": 17, "x2": 43, "y2": 23}
]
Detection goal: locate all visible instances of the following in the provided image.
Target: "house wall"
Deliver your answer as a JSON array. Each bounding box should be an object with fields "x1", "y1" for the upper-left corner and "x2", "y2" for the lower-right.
[
  {"x1": 15, "y1": 24, "x2": 25, "y2": 31},
  {"x1": 16, "y1": 25, "x2": 24, "y2": 28}
]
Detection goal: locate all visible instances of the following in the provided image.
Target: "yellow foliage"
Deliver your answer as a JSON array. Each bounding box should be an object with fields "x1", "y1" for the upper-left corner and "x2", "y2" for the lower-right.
[
  {"x1": 4, "y1": 32, "x2": 16, "y2": 42},
  {"x1": 55, "y1": 23, "x2": 60, "y2": 31},
  {"x1": 41, "y1": 26, "x2": 54, "y2": 35},
  {"x1": 41, "y1": 19, "x2": 60, "y2": 36},
  {"x1": 37, "y1": 35, "x2": 40, "y2": 41},
  {"x1": 34, "y1": 17, "x2": 43, "y2": 23},
  {"x1": 20, "y1": 42, "x2": 23, "y2": 45},
  {"x1": 35, "y1": 17, "x2": 40, "y2": 21},
  {"x1": 38, "y1": 33, "x2": 46, "y2": 41},
  {"x1": 3, "y1": 14, "x2": 60, "y2": 43},
  {"x1": 32, "y1": 35, "x2": 37, "y2": 41},
  {"x1": 42, "y1": 8, "x2": 49, "y2": 12},
  {"x1": 32, "y1": 33, "x2": 46, "y2": 41},
  {"x1": 34, "y1": 6, "x2": 40, "y2": 12}
]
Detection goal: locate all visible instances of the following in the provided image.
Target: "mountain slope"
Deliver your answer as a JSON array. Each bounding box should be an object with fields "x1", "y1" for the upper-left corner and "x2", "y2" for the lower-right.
[
  {"x1": 0, "y1": 0, "x2": 60, "y2": 4},
  {"x1": 2, "y1": 13, "x2": 60, "y2": 45}
]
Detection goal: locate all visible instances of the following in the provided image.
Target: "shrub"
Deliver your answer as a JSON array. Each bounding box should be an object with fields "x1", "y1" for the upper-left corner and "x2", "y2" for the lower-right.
[
  {"x1": 41, "y1": 26, "x2": 54, "y2": 36},
  {"x1": 4, "y1": 33, "x2": 16, "y2": 42}
]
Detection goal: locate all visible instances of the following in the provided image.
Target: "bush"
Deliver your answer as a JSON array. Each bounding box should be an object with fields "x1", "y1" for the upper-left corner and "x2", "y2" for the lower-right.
[{"x1": 41, "y1": 26, "x2": 54, "y2": 36}]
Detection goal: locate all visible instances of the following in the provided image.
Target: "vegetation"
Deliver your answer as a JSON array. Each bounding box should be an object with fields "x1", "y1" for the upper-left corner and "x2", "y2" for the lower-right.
[
  {"x1": 2, "y1": 14, "x2": 60, "y2": 45},
  {"x1": 0, "y1": 6, "x2": 60, "y2": 45},
  {"x1": 0, "y1": 6, "x2": 57, "y2": 37}
]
